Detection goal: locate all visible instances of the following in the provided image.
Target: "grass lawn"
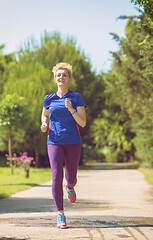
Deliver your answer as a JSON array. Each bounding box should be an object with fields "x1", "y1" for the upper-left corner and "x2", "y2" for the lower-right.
[
  {"x1": 139, "y1": 168, "x2": 153, "y2": 184},
  {"x1": 0, "y1": 167, "x2": 52, "y2": 199}
]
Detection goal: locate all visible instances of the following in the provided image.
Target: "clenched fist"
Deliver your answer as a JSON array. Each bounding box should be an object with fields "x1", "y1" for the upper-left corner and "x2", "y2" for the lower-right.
[
  {"x1": 41, "y1": 122, "x2": 48, "y2": 132},
  {"x1": 65, "y1": 98, "x2": 73, "y2": 112}
]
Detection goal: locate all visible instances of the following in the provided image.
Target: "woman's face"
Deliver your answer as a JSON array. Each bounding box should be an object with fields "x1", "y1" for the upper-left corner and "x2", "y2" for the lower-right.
[{"x1": 55, "y1": 69, "x2": 71, "y2": 88}]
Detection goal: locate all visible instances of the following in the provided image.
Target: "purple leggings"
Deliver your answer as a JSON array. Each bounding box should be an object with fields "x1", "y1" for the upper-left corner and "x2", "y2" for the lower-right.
[{"x1": 47, "y1": 143, "x2": 81, "y2": 211}]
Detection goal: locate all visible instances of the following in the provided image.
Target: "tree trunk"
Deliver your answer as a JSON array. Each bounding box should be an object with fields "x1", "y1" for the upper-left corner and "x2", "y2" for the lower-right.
[
  {"x1": 35, "y1": 149, "x2": 39, "y2": 167},
  {"x1": 26, "y1": 169, "x2": 29, "y2": 178},
  {"x1": 130, "y1": 144, "x2": 135, "y2": 162},
  {"x1": 8, "y1": 127, "x2": 13, "y2": 175}
]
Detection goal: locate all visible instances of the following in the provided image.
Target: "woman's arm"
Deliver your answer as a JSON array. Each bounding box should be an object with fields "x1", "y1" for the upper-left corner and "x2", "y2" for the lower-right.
[
  {"x1": 65, "y1": 98, "x2": 86, "y2": 128},
  {"x1": 40, "y1": 107, "x2": 50, "y2": 132},
  {"x1": 75, "y1": 106, "x2": 86, "y2": 128}
]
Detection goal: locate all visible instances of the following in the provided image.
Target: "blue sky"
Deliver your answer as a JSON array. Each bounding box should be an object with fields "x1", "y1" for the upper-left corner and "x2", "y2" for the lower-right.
[{"x1": 0, "y1": 0, "x2": 139, "y2": 73}]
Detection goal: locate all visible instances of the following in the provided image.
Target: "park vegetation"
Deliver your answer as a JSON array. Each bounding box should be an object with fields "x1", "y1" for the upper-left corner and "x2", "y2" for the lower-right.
[{"x1": 0, "y1": 0, "x2": 153, "y2": 169}]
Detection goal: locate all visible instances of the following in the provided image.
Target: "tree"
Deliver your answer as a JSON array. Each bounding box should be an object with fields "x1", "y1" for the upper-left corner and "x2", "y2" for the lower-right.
[
  {"x1": 0, "y1": 95, "x2": 29, "y2": 174},
  {"x1": 1, "y1": 31, "x2": 105, "y2": 166},
  {"x1": 94, "y1": 10, "x2": 153, "y2": 166},
  {"x1": 0, "y1": 45, "x2": 15, "y2": 96},
  {"x1": 131, "y1": 0, "x2": 153, "y2": 20}
]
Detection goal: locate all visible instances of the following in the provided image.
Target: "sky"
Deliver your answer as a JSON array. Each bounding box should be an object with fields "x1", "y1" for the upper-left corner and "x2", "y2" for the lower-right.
[{"x1": 0, "y1": 0, "x2": 139, "y2": 73}]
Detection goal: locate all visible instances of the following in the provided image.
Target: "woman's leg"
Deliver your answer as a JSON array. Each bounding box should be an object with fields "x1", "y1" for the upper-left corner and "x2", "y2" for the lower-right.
[
  {"x1": 64, "y1": 143, "x2": 81, "y2": 189},
  {"x1": 47, "y1": 144, "x2": 64, "y2": 211}
]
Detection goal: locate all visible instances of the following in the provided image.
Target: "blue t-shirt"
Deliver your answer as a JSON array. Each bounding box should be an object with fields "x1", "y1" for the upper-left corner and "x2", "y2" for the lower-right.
[{"x1": 43, "y1": 90, "x2": 86, "y2": 145}]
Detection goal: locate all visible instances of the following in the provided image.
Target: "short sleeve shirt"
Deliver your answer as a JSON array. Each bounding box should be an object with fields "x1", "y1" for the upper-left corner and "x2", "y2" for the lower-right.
[{"x1": 43, "y1": 90, "x2": 86, "y2": 145}]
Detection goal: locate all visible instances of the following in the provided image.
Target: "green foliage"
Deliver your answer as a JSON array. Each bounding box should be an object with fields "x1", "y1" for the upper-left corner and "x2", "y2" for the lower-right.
[
  {"x1": 0, "y1": 31, "x2": 104, "y2": 166},
  {"x1": 0, "y1": 95, "x2": 28, "y2": 127},
  {"x1": 82, "y1": 144, "x2": 105, "y2": 162},
  {"x1": 91, "y1": 106, "x2": 134, "y2": 162},
  {"x1": 93, "y1": 9, "x2": 153, "y2": 166},
  {"x1": 0, "y1": 46, "x2": 16, "y2": 96},
  {"x1": 1, "y1": 11, "x2": 153, "y2": 168},
  {"x1": 0, "y1": 94, "x2": 29, "y2": 166},
  {"x1": 131, "y1": 0, "x2": 153, "y2": 20}
]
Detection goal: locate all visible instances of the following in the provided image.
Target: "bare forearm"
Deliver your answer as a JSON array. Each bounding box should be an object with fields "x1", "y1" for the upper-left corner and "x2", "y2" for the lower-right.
[
  {"x1": 41, "y1": 108, "x2": 50, "y2": 132},
  {"x1": 41, "y1": 114, "x2": 48, "y2": 124},
  {"x1": 69, "y1": 108, "x2": 86, "y2": 128},
  {"x1": 73, "y1": 112, "x2": 86, "y2": 127}
]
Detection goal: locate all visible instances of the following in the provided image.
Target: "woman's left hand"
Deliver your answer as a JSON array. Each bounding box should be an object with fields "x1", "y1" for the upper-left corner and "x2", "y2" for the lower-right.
[{"x1": 65, "y1": 98, "x2": 73, "y2": 112}]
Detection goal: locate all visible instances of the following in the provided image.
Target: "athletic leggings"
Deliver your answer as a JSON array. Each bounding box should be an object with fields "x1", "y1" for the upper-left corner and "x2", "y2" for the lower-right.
[{"x1": 47, "y1": 143, "x2": 81, "y2": 211}]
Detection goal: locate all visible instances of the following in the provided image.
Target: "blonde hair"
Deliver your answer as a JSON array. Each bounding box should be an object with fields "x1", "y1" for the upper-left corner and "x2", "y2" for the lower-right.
[{"x1": 52, "y1": 62, "x2": 72, "y2": 79}]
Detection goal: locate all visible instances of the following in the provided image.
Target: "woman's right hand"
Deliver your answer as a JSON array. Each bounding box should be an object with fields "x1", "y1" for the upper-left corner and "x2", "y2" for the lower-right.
[{"x1": 41, "y1": 122, "x2": 48, "y2": 132}]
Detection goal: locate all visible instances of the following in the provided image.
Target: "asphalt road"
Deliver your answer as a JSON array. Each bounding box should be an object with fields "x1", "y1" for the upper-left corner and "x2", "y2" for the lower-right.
[{"x1": 0, "y1": 166, "x2": 153, "y2": 240}]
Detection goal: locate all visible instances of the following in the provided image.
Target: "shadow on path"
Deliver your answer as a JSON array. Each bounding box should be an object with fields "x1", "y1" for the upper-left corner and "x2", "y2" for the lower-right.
[
  {"x1": 0, "y1": 197, "x2": 112, "y2": 214},
  {"x1": 1, "y1": 215, "x2": 153, "y2": 229},
  {"x1": 0, "y1": 238, "x2": 27, "y2": 240},
  {"x1": 0, "y1": 194, "x2": 153, "y2": 229},
  {"x1": 0, "y1": 197, "x2": 55, "y2": 214},
  {"x1": 67, "y1": 216, "x2": 153, "y2": 228}
]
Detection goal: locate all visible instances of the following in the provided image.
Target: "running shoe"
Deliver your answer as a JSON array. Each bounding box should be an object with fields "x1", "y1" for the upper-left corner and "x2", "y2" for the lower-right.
[
  {"x1": 66, "y1": 185, "x2": 76, "y2": 203},
  {"x1": 57, "y1": 213, "x2": 67, "y2": 229}
]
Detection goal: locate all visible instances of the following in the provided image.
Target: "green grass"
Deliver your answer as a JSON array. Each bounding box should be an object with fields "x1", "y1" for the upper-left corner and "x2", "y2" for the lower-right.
[
  {"x1": 139, "y1": 168, "x2": 153, "y2": 184},
  {"x1": 0, "y1": 167, "x2": 52, "y2": 199}
]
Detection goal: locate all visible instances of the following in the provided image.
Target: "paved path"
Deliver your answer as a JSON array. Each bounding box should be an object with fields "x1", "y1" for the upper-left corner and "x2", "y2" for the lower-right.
[{"x1": 0, "y1": 168, "x2": 153, "y2": 239}]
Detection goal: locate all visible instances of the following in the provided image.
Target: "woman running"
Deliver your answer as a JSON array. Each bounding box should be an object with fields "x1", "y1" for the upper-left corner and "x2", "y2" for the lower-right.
[{"x1": 41, "y1": 62, "x2": 86, "y2": 228}]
